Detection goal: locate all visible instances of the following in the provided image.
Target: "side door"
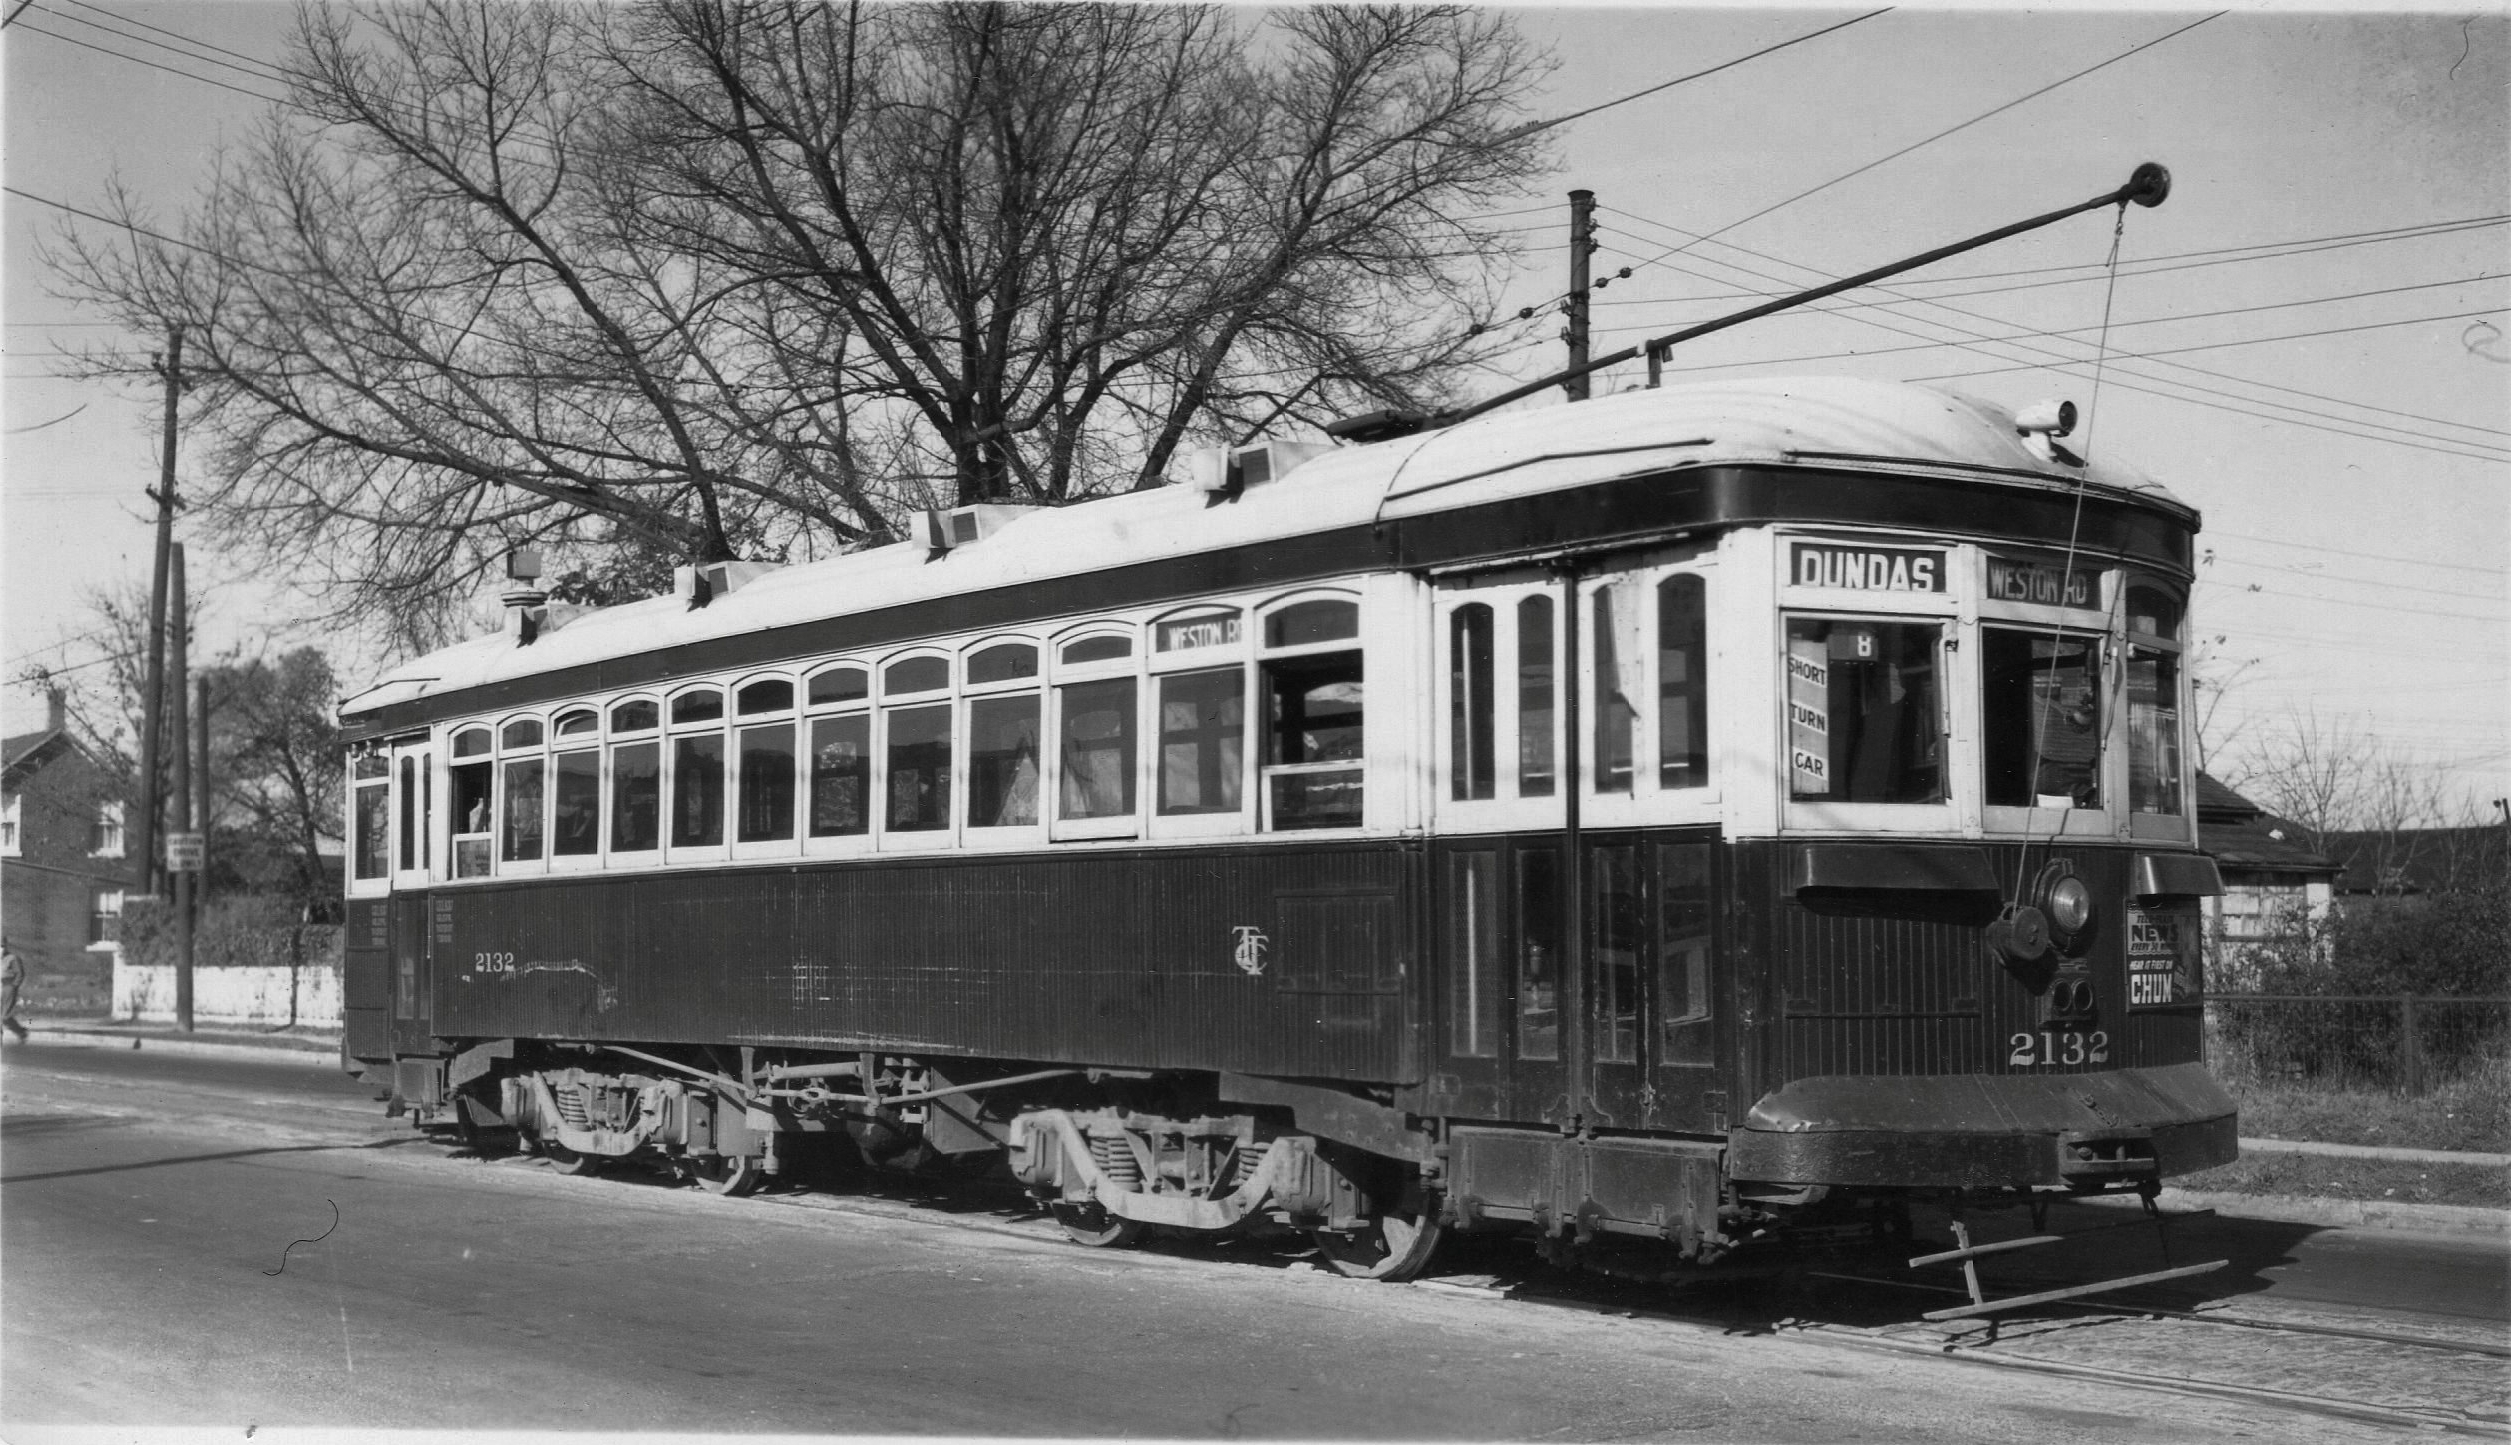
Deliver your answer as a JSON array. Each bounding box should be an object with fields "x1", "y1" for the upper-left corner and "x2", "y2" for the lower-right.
[
  {"x1": 1577, "y1": 559, "x2": 1729, "y2": 1135},
  {"x1": 1428, "y1": 572, "x2": 1572, "y2": 1125}
]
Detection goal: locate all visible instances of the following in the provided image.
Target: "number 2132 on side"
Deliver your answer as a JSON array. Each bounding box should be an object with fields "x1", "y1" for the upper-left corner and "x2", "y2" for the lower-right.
[{"x1": 2009, "y1": 1030, "x2": 2109, "y2": 1066}]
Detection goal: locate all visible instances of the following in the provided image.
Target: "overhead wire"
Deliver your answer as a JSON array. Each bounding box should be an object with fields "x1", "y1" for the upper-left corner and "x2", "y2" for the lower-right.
[{"x1": 1514, "y1": 9, "x2": 1891, "y2": 136}]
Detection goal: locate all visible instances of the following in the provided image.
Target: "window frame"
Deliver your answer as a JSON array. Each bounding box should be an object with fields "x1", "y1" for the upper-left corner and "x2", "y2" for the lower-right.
[
  {"x1": 1255, "y1": 588, "x2": 1367, "y2": 834},
  {"x1": 603, "y1": 695, "x2": 663, "y2": 866},
  {"x1": 876, "y1": 648, "x2": 958, "y2": 852},
  {"x1": 1431, "y1": 570, "x2": 1565, "y2": 835},
  {"x1": 1578, "y1": 555, "x2": 1721, "y2": 833},
  {"x1": 545, "y1": 708, "x2": 604, "y2": 874},
  {"x1": 729, "y1": 671, "x2": 801, "y2": 860},
  {"x1": 663, "y1": 684, "x2": 730, "y2": 863},
  {"x1": 494, "y1": 712, "x2": 550, "y2": 877},
  {"x1": 1974, "y1": 550, "x2": 2120, "y2": 840},
  {"x1": 2122, "y1": 572, "x2": 2195, "y2": 843},
  {"x1": 1049, "y1": 621, "x2": 1143, "y2": 841},
  {"x1": 348, "y1": 746, "x2": 392, "y2": 893},
  {"x1": 800, "y1": 663, "x2": 876, "y2": 860},
  {"x1": 958, "y1": 636, "x2": 1045, "y2": 847},
  {"x1": 1146, "y1": 604, "x2": 1254, "y2": 841}
]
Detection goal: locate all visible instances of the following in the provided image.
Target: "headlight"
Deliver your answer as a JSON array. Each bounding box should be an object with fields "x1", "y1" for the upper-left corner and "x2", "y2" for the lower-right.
[{"x1": 2046, "y1": 875, "x2": 2093, "y2": 936}]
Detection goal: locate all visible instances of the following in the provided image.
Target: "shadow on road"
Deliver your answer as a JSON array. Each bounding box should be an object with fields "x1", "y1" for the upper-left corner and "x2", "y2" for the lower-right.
[{"x1": 0, "y1": 1134, "x2": 430, "y2": 1187}]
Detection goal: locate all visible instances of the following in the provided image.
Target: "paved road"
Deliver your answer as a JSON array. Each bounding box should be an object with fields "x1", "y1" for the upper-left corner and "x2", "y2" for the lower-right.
[{"x1": 2, "y1": 1040, "x2": 2495, "y2": 1438}]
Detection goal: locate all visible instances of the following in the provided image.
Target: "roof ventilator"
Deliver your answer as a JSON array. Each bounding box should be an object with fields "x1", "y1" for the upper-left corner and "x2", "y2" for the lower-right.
[
  {"x1": 503, "y1": 549, "x2": 549, "y2": 645},
  {"x1": 2014, "y1": 399, "x2": 2084, "y2": 467},
  {"x1": 1183, "y1": 438, "x2": 1336, "y2": 497},
  {"x1": 920, "y1": 504, "x2": 1037, "y2": 556},
  {"x1": 672, "y1": 559, "x2": 776, "y2": 609}
]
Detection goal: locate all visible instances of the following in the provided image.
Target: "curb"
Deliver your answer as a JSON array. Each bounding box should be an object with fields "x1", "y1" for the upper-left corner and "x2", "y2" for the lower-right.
[
  {"x1": 2242, "y1": 1136, "x2": 2511, "y2": 1169},
  {"x1": 2075, "y1": 1186, "x2": 2508, "y2": 1240},
  {"x1": 16, "y1": 1021, "x2": 343, "y2": 1068}
]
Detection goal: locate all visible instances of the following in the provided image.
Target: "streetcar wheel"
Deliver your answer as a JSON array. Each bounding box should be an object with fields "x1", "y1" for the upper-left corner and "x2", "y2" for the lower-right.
[
  {"x1": 690, "y1": 1154, "x2": 764, "y2": 1197},
  {"x1": 1312, "y1": 1209, "x2": 1444, "y2": 1281},
  {"x1": 1050, "y1": 1201, "x2": 1145, "y2": 1248},
  {"x1": 542, "y1": 1142, "x2": 605, "y2": 1177}
]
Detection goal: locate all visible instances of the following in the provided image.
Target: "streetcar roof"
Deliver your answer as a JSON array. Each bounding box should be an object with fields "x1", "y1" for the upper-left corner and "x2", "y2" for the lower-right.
[{"x1": 342, "y1": 376, "x2": 2188, "y2": 722}]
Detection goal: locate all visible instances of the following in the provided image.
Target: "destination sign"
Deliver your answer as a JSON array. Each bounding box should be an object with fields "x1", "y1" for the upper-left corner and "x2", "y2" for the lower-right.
[
  {"x1": 1786, "y1": 635, "x2": 1832, "y2": 796},
  {"x1": 1155, "y1": 613, "x2": 1240, "y2": 652},
  {"x1": 1790, "y1": 543, "x2": 1946, "y2": 594},
  {"x1": 1987, "y1": 555, "x2": 2096, "y2": 608}
]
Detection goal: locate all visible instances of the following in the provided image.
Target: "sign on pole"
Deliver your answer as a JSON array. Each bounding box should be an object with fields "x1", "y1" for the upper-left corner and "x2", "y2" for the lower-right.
[{"x1": 164, "y1": 831, "x2": 205, "y2": 873}]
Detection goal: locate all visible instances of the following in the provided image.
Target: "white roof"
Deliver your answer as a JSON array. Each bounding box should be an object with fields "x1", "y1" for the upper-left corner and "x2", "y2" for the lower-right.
[{"x1": 344, "y1": 377, "x2": 2180, "y2": 718}]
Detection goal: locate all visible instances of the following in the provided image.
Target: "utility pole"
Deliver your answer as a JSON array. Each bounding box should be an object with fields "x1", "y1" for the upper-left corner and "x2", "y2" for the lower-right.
[
  {"x1": 196, "y1": 671, "x2": 213, "y2": 911},
  {"x1": 169, "y1": 544, "x2": 193, "y2": 1034},
  {"x1": 135, "y1": 325, "x2": 183, "y2": 902},
  {"x1": 1563, "y1": 189, "x2": 1596, "y2": 401}
]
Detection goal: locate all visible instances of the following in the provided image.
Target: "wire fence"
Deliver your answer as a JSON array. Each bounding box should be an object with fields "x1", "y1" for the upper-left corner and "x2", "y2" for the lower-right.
[{"x1": 2206, "y1": 993, "x2": 2511, "y2": 1096}]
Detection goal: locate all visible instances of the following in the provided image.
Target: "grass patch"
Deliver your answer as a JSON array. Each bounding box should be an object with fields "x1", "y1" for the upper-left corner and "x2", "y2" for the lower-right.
[
  {"x1": 2217, "y1": 1057, "x2": 2511, "y2": 1154},
  {"x1": 2179, "y1": 1151, "x2": 2508, "y2": 1210},
  {"x1": 20, "y1": 956, "x2": 112, "y2": 1016}
]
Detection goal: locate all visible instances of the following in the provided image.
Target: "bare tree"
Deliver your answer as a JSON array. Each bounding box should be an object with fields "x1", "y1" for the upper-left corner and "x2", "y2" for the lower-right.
[
  {"x1": 2231, "y1": 706, "x2": 2495, "y2": 893},
  {"x1": 49, "y1": 1, "x2": 1552, "y2": 642}
]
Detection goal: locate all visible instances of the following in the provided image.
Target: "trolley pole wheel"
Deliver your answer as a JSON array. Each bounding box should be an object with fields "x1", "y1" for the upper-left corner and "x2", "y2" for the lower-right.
[
  {"x1": 1311, "y1": 1209, "x2": 1444, "y2": 1281},
  {"x1": 1049, "y1": 1200, "x2": 1146, "y2": 1248}
]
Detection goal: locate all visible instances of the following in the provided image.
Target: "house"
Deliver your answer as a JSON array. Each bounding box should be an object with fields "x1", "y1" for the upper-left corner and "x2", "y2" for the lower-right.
[
  {"x1": 3, "y1": 690, "x2": 133, "y2": 997},
  {"x1": 2195, "y1": 770, "x2": 2341, "y2": 989}
]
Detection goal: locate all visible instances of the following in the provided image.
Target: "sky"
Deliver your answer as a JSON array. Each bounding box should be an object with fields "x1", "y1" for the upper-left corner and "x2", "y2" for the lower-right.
[{"x1": 4, "y1": 3, "x2": 2506, "y2": 815}]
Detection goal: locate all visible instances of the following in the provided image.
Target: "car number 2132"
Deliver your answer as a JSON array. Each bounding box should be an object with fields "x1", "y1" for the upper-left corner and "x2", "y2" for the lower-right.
[{"x1": 2009, "y1": 1030, "x2": 2109, "y2": 1066}]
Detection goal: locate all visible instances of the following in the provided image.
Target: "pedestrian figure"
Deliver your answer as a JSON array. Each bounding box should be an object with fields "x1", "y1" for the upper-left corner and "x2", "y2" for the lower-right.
[{"x1": 1, "y1": 937, "x2": 29, "y2": 1041}]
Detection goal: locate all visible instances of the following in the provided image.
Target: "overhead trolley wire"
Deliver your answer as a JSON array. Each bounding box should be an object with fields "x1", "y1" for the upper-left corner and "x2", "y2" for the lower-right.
[
  {"x1": 1607, "y1": 13, "x2": 2226, "y2": 289},
  {"x1": 1514, "y1": 9, "x2": 1891, "y2": 137},
  {"x1": 2205, "y1": 531, "x2": 2506, "y2": 575}
]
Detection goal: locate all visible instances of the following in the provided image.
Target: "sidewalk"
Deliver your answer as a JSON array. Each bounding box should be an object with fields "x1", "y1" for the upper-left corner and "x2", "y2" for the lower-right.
[
  {"x1": 18, "y1": 1015, "x2": 341, "y2": 1064},
  {"x1": 11, "y1": 1017, "x2": 2502, "y2": 1238}
]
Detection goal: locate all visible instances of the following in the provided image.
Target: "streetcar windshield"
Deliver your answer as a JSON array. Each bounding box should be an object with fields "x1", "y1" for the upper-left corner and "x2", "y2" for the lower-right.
[
  {"x1": 1980, "y1": 628, "x2": 2104, "y2": 809},
  {"x1": 1784, "y1": 617, "x2": 1945, "y2": 803}
]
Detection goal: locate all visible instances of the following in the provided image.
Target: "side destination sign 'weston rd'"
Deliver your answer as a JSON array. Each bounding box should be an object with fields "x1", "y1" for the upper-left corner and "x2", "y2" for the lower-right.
[{"x1": 1789, "y1": 542, "x2": 1947, "y2": 594}]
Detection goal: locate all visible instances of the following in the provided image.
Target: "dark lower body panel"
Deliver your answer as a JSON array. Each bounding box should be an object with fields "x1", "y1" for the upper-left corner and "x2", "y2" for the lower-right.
[{"x1": 1727, "y1": 1062, "x2": 2238, "y2": 1189}]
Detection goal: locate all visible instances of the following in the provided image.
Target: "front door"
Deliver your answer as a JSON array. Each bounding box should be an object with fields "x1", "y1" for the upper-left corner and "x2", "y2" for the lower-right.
[{"x1": 1428, "y1": 571, "x2": 1571, "y2": 1125}]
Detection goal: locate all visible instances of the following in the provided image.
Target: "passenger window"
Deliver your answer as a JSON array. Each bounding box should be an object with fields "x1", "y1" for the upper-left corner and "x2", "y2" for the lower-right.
[
  {"x1": 1449, "y1": 605, "x2": 1495, "y2": 802},
  {"x1": 1656, "y1": 840, "x2": 1713, "y2": 1065},
  {"x1": 737, "y1": 679, "x2": 794, "y2": 715},
  {"x1": 968, "y1": 642, "x2": 1039, "y2": 685},
  {"x1": 1981, "y1": 628, "x2": 2103, "y2": 808},
  {"x1": 1657, "y1": 575, "x2": 1707, "y2": 789},
  {"x1": 672, "y1": 733, "x2": 724, "y2": 846},
  {"x1": 1590, "y1": 844, "x2": 1640, "y2": 1064},
  {"x1": 1260, "y1": 597, "x2": 1362, "y2": 830},
  {"x1": 885, "y1": 703, "x2": 952, "y2": 831},
  {"x1": 396, "y1": 756, "x2": 418, "y2": 871},
  {"x1": 1784, "y1": 617, "x2": 1946, "y2": 804},
  {"x1": 449, "y1": 748, "x2": 494, "y2": 877},
  {"x1": 551, "y1": 751, "x2": 600, "y2": 857},
  {"x1": 737, "y1": 720, "x2": 796, "y2": 842},
  {"x1": 1516, "y1": 847, "x2": 1562, "y2": 1061},
  {"x1": 554, "y1": 708, "x2": 597, "y2": 737},
  {"x1": 808, "y1": 714, "x2": 871, "y2": 836},
  {"x1": 610, "y1": 740, "x2": 660, "y2": 851},
  {"x1": 502, "y1": 718, "x2": 544, "y2": 750},
  {"x1": 968, "y1": 695, "x2": 1041, "y2": 827},
  {"x1": 352, "y1": 753, "x2": 389, "y2": 881},
  {"x1": 1591, "y1": 578, "x2": 1642, "y2": 794},
  {"x1": 1517, "y1": 596, "x2": 1556, "y2": 798},
  {"x1": 1058, "y1": 678, "x2": 1136, "y2": 820},
  {"x1": 501, "y1": 755, "x2": 545, "y2": 862},
  {"x1": 885, "y1": 655, "x2": 948, "y2": 697},
  {"x1": 1061, "y1": 635, "x2": 1131, "y2": 666},
  {"x1": 610, "y1": 699, "x2": 658, "y2": 734},
  {"x1": 1157, "y1": 669, "x2": 1242, "y2": 815},
  {"x1": 2126, "y1": 583, "x2": 2186, "y2": 818},
  {"x1": 808, "y1": 666, "x2": 868, "y2": 706},
  {"x1": 671, "y1": 689, "x2": 723, "y2": 725},
  {"x1": 1445, "y1": 850, "x2": 1500, "y2": 1059}
]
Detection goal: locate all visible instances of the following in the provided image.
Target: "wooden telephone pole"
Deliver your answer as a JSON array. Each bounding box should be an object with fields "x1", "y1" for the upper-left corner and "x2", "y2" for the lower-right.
[
  {"x1": 134, "y1": 326, "x2": 183, "y2": 901},
  {"x1": 1563, "y1": 189, "x2": 1596, "y2": 401}
]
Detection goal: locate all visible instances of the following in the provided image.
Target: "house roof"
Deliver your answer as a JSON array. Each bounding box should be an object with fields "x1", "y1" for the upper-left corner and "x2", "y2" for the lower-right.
[
  {"x1": 2, "y1": 727, "x2": 69, "y2": 785},
  {"x1": 2196, "y1": 770, "x2": 2341, "y2": 877}
]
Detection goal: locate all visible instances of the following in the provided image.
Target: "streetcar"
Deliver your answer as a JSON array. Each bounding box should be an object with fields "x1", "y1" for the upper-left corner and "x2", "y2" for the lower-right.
[{"x1": 336, "y1": 362, "x2": 2233, "y2": 1281}]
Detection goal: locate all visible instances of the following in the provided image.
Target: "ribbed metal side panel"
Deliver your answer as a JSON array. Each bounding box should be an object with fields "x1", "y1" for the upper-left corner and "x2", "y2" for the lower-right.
[
  {"x1": 425, "y1": 842, "x2": 1411, "y2": 1081},
  {"x1": 1759, "y1": 841, "x2": 2207, "y2": 1083}
]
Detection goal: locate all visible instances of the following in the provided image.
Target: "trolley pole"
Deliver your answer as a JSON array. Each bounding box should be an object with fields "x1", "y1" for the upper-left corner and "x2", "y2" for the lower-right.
[
  {"x1": 134, "y1": 325, "x2": 183, "y2": 901},
  {"x1": 1563, "y1": 189, "x2": 1596, "y2": 401},
  {"x1": 169, "y1": 544, "x2": 193, "y2": 1034}
]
